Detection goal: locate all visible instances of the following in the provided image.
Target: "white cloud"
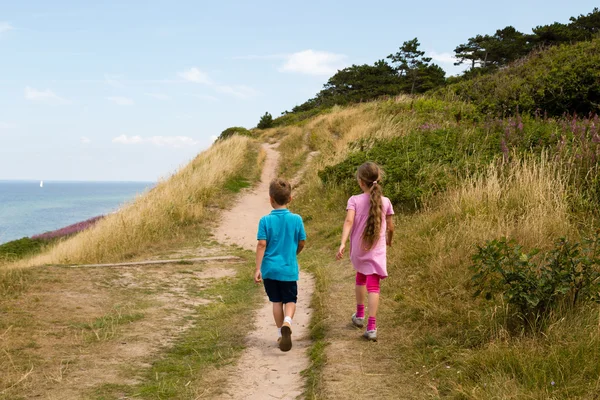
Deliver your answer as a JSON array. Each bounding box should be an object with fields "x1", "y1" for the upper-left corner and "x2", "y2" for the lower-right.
[
  {"x1": 145, "y1": 92, "x2": 171, "y2": 100},
  {"x1": 112, "y1": 135, "x2": 144, "y2": 144},
  {"x1": 232, "y1": 54, "x2": 287, "y2": 60},
  {"x1": 179, "y1": 67, "x2": 211, "y2": 84},
  {"x1": 0, "y1": 22, "x2": 13, "y2": 34},
  {"x1": 104, "y1": 74, "x2": 124, "y2": 88},
  {"x1": 0, "y1": 122, "x2": 15, "y2": 129},
  {"x1": 112, "y1": 135, "x2": 198, "y2": 148},
  {"x1": 24, "y1": 86, "x2": 70, "y2": 105},
  {"x1": 81, "y1": 136, "x2": 91, "y2": 144},
  {"x1": 148, "y1": 136, "x2": 198, "y2": 147},
  {"x1": 429, "y1": 51, "x2": 458, "y2": 65},
  {"x1": 280, "y1": 50, "x2": 348, "y2": 76},
  {"x1": 191, "y1": 94, "x2": 219, "y2": 102},
  {"x1": 107, "y1": 96, "x2": 134, "y2": 106},
  {"x1": 216, "y1": 85, "x2": 259, "y2": 99}
]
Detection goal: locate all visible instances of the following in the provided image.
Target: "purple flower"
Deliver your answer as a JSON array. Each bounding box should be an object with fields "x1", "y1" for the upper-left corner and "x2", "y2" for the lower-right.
[{"x1": 32, "y1": 215, "x2": 104, "y2": 240}]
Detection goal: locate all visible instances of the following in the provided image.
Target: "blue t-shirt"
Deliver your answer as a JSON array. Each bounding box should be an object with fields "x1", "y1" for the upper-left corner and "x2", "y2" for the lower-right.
[{"x1": 257, "y1": 208, "x2": 306, "y2": 281}]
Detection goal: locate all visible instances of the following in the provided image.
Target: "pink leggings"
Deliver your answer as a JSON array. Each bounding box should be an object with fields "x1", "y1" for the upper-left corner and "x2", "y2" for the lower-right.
[{"x1": 355, "y1": 272, "x2": 381, "y2": 293}]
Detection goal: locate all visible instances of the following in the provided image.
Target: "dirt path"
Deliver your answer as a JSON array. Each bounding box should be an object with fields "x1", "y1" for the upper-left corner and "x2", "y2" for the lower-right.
[{"x1": 214, "y1": 143, "x2": 315, "y2": 400}]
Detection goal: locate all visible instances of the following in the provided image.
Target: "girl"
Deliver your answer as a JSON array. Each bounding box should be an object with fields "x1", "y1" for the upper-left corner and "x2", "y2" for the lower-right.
[{"x1": 336, "y1": 162, "x2": 394, "y2": 341}]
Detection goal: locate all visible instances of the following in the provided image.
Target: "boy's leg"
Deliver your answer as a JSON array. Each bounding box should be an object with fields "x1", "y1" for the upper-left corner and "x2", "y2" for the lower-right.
[
  {"x1": 272, "y1": 302, "x2": 284, "y2": 328},
  {"x1": 283, "y1": 302, "x2": 296, "y2": 319},
  {"x1": 279, "y1": 280, "x2": 297, "y2": 352}
]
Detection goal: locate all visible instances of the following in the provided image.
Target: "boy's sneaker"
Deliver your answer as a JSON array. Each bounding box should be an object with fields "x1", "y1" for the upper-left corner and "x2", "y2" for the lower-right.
[
  {"x1": 279, "y1": 322, "x2": 292, "y2": 352},
  {"x1": 351, "y1": 313, "x2": 365, "y2": 328},
  {"x1": 363, "y1": 329, "x2": 377, "y2": 342}
]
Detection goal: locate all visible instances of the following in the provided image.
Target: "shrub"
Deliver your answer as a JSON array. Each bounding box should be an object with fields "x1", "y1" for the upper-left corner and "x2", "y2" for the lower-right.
[
  {"x1": 443, "y1": 39, "x2": 600, "y2": 116},
  {"x1": 318, "y1": 127, "x2": 497, "y2": 210},
  {"x1": 471, "y1": 236, "x2": 600, "y2": 332},
  {"x1": 0, "y1": 237, "x2": 46, "y2": 261},
  {"x1": 217, "y1": 126, "x2": 252, "y2": 141},
  {"x1": 257, "y1": 112, "x2": 273, "y2": 129}
]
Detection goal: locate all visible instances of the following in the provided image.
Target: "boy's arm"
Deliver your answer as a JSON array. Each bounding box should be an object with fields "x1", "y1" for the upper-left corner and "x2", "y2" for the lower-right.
[
  {"x1": 386, "y1": 215, "x2": 395, "y2": 246},
  {"x1": 254, "y1": 240, "x2": 267, "y2": 283},
  {"x1": 336, "y1": 209, "x2": 355, "y2": 260},
  {"x1": 297, "y1": 240, "x2": 305, "y2": 255}
]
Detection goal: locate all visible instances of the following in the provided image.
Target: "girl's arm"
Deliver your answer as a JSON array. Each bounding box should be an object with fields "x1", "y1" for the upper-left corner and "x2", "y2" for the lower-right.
[
  {"x1": 336, "y1": 209, "x2": 355, "y2": 260},
  {"x1": 386, "y1": 215, "x2": 394, "y2": 246}
]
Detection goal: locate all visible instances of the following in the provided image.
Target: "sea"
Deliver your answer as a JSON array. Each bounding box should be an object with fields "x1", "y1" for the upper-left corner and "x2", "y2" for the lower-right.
[{"x1": 0, "y1": 181, "x2": 154, "y2": 245}]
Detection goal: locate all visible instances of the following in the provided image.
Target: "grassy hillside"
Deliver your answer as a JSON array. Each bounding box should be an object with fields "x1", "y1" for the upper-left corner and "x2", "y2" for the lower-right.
[
  {"x1": 0, "y1": 135, "x2": 262, "y2": 270},
  {"x1": 260, "y1": 91, "x2": 600, "y2": 398},
  {"x1": 443, "y1": 39, "x2": 600, "y2": 117}
]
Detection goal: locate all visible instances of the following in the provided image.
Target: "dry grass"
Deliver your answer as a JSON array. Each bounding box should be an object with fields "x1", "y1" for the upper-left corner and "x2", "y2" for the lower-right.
[
  {"x1": 8, "y1": 136, "x2": 257, "y2": 268},
  {"x1": 284, "y1": 97, "x2": 586, "y2": 398}
]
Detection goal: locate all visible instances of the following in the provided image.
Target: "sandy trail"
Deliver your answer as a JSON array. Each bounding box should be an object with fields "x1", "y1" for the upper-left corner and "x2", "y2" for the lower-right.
[{"x1": 214, "y1": 143, "x2": 314, "y2": 400}]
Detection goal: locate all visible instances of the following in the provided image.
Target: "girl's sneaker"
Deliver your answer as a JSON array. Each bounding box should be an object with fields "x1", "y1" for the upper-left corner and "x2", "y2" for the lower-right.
[
  {"x1": 351, "y1": 313, "x2": 365, "y2": 327},
  {"x1": 363, "y1": 329, "x2": 377, "y2": 341}
]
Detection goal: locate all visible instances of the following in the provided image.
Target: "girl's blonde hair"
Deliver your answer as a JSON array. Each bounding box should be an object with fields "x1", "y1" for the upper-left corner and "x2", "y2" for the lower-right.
[{"x1": 357, "y1": 162, "x2": 383, "y2": 250}]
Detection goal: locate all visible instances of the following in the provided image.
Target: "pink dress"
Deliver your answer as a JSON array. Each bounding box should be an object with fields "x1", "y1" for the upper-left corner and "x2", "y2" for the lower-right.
[{"x1": 347, "y1": 193, "x2": 394, "y2": 278}]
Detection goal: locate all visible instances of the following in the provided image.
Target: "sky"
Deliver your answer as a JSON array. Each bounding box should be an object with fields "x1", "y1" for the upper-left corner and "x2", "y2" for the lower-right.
[{"x1": 0, "y1": 1, "x2": 597, "y2": 182}]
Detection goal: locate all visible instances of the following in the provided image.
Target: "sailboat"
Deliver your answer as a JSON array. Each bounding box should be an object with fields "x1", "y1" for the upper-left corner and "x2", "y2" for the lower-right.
[{"x1": 40, "y1": 180, "x2": 44, "y2": 188}]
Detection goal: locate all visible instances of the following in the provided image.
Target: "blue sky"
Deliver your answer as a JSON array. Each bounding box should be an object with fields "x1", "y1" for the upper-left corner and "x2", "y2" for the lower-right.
[{"x1": 0, "y1": 1, "x2": 597, "y2": 181}]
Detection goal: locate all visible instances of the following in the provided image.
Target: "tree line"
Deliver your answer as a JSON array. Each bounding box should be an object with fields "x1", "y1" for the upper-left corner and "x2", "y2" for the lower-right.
[{"x1": 283, "y1": 7, "x2": 600, "y2": 115}]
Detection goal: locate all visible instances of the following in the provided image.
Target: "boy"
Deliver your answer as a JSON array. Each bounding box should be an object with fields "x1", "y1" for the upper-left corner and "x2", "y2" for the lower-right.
[{"x1": 254, "y1": 178, "x2": 306, "y2": 352}]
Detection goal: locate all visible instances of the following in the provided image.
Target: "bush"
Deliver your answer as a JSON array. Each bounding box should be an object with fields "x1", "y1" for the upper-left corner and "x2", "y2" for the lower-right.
[
  {"x1": 217, "y1": 126, "x2": 252, "y2": 141},
  {"x1": 257, "y1": 112, "x2": 273, "y2": 129},
  {"x1": 318, "y1": 127, "x2": 497, "y2": 210},
  {"x1": 0, "y1": 237, "x2": 46, "y2": 261},
  {"x1": 443, "y1": 39, "x2": 600, "y2": 116},
  {"x1": 471, "y1": 236, "x2": 600, "y2": 332}
]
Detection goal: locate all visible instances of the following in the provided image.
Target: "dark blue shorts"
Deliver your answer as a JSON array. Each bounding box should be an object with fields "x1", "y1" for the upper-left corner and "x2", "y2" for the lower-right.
[{"x1": 263, "y1": 279, "x2": 297, "y2": 304}]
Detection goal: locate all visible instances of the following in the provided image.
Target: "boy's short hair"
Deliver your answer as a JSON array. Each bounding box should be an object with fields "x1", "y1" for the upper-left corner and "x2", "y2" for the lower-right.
[{"x1": 269, "y1": 178, "x2": 292, "y2": 205}]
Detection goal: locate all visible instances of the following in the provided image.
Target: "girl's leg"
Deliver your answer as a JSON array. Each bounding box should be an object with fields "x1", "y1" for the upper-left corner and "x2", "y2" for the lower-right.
[
  {"x1": 366, "y1": 275, "x2": 381, "y2": 331},
  {"x1": 355, "y1": 272, "x2": 367, "y2": 318}
]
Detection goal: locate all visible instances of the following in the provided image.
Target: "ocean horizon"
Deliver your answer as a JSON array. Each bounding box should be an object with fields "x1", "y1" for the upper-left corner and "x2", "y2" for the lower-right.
[{"x1": 0, "y1": 180, "x2": 154, "y2": 245}]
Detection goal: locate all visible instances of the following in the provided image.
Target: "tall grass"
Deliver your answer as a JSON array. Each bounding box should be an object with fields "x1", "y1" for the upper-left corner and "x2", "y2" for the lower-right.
[{"x1": 13, "y1": 136, "x2": 257, "y2": 267}]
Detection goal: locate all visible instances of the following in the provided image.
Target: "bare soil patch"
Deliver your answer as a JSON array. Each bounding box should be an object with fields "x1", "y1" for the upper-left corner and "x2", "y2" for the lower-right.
[{"x1": 0, "y1": 255, "x2": 241, "y2": 399}]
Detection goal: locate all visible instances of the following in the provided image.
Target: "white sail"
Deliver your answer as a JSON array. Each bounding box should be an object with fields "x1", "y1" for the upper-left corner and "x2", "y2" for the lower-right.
[{"x1": 40, "y1": 180, "x2": 43, "y2": 188}]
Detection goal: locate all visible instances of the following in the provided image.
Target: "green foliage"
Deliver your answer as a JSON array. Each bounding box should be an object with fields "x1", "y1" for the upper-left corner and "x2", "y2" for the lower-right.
[
  {"x1": 445, "y1": 39, "x2": 600, "y2": 116},
  {"x1": 223, "y1": 176, "x2": 250, "y2": 192},
  {"x1": 257, "y1": 112, "x2": 273, "y2": 129},
  {"x1": 388, "y1": 38, "x2": 446, "y2": 95},
  {"x1": 217, "y1": 126, "x2": 252, "y2": 141},
  {"x1": 319, "y1": 126, "x2": 496, "y2": 210},
  {"x1": 0, "y1": 237, "x2": 46, "y2": 261},
  {"x1": 454, "y1": 26, "x2": 532, "y2": 71},
  {"x1": 290, "y1": 61, "x2": 405, "y2": 113},
  {"x1": 273, "y1": 107, "x2": 331, "y2": 127},
  {"x1": 471, "y1": 237, "x2": 600, "y2": 332},
  {"x1": 454, "y1": 8, "x2": 599, "y2": 75}
]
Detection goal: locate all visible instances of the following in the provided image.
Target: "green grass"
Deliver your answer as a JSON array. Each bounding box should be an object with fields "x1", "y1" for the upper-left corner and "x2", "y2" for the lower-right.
[
  {"x1": 89, "y1": 260, "x2": 262, "y2": 399},
  {"x1": 70, "y1": 305, "x2": 146, "y2": 343},
  {"x1": 0, "y1": 238, "x2": 47, "y2": 262},
  {"x1": 223, "y1": 175, "x2": 251, "y2": 192}
]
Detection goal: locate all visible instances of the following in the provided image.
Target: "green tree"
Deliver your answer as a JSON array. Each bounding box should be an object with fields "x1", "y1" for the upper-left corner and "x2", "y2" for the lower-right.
[
  {"x1": 454, "y1": 34, "x2": 490, "y2": 69},
  {"x1": 387, "y1": 38, "x2": 436, "y2": 95},
  {"x1": 257, "y1": 112, "x2": 273, "y2": 129},
  {"x1": 569, "y1": 7, "x2": 600, "y2": 40},
  {"x1": 454, "y1": 27, "x2": 531, "y2": 71},
  {"x1": 532, "y1": 22, "x2": 577, "y2": 46},
  {"x1": 291, "y1": 60, "x2": 403, "y2": 112}
]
